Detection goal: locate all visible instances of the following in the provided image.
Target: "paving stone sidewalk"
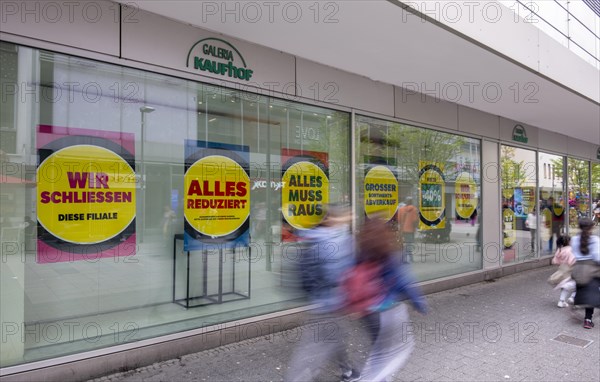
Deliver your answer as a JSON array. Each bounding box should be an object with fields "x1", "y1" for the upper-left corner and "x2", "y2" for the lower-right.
[{"x1": 90, "y1": 266, "x2": 600, "y2": 382}]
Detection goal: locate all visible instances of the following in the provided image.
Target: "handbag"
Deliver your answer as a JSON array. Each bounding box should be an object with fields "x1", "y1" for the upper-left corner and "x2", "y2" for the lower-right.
[
  {"x1": 571, "y1": 260, "x2": 600, "y2": 286},
  {"x1": 548, "y1": 263, "x2": 572, "y2": 286}
]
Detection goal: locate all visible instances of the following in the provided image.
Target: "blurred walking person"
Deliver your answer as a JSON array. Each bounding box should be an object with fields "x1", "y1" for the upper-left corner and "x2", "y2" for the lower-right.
[
  {"x1": 525, "y1": 209, "x2": 538, "y2": 253},
  {"x1": 355, "y1": 218, "x2": 427, "y2": 382},
  {"x1": 570, "y1": 218, "x2": 600, "y2": 329},
  {"x1": 545, "y1": 197, "x2": 564, "y2": 253},
  {"x1": 550, "y1": 234, "x2": 576, "y2": 307},
  {"x1": 396, "y1": 197, "x2": 419, "y2": 263},
  {"x1": 285, "y1": 204, "x2": 361, "y2": 382}
]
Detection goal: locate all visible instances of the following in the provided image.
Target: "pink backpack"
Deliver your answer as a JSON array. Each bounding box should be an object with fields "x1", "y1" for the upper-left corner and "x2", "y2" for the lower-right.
[{"x1": 342, "y1": 262, "x2": 385, "y2": 316}]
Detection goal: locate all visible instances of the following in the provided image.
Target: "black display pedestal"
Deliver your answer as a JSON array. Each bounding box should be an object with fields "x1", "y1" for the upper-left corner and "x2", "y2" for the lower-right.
[{"x1": 172, "y1": 234, "x2": 251, "y2": 309}]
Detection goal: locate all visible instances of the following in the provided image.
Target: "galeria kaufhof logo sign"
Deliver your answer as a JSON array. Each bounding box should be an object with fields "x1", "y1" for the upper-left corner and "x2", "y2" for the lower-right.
[
  {"x1": 512, "y1": 124, "x2": 528, "y2": 144},
  {"x1": 186, "y1": 38, "x2": 254, "y2": 81}
]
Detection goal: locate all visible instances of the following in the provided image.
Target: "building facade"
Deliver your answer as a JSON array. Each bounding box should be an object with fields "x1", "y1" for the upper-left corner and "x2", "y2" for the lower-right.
[{"x1": 1, "y1": 1, "x2": 599, "y2": 380}]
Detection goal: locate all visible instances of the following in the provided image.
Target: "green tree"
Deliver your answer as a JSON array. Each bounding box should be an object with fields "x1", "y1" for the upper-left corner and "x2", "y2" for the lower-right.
[
  {"x1": 383, "y1": 124, "x2": 466, "y2": 183},
  {"x1": 592, "y1": 163, "x2": 600, "y2": 200},
  {"x1": 551, "y1": 157, "x2": 595, "y2": 197},
  {"x1": 500, "y1": 146, "x2": 528, "y2": 190},
  {"x1": 564, "y1": 158, "x2": 590, "y2": 195}
]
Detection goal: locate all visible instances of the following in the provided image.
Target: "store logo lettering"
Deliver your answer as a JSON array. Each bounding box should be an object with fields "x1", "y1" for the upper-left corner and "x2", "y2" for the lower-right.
[
  {"x1": 512, "y1": 124, "x2": 528, "y2": 144},
  {"x1": 186, "y1": 38, "x2": 254, "y2": 81},
  {"x1": 252, "y1": 180, "x2": 285, "y2": 191}
]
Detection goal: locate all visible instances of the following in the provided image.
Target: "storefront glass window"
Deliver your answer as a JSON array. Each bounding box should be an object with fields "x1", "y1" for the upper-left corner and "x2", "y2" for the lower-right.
[
  {"x1": 355, "y1": 115, "x2": 482, "y2": 282},
  {"x1": 501, "y1": 146, "x2": 537, "y2": 262},
  {"x1": 0, "y1": 43, "x2": 350, "y2": 367},
  {"x1": 537, "y1": 152, "x2": 565, "y2": 255},
  {"x1": 566, "y1": 158, "x2": 590, "y2": 236},
  {"x1": 0, "y1": 42, "x2": 17, "y2": 154},
  {"x1": 593, "y1": 163, "x2": 600, "y2": 225}
]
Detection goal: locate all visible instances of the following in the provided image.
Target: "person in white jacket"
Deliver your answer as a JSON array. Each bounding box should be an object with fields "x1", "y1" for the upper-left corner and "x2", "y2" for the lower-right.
[{"x1": 525, "y1": 209, "x2": 539, "y2": 253}]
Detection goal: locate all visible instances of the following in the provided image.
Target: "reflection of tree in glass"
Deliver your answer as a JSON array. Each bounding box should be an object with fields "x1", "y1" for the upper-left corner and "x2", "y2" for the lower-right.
[
  {"x1": 550, "y1": 157, "x2": 595, "y2": 217},
  {"x1": 384, "y1": 125, "x2": 466, "y2": 183},
  {"x1": 322, "y1": 112, "x2": 350, "y2": 202},
  {"x1": 593, "y1": 163, "x2": 600, "y2": 200},
  {"x1": 551, "y1": 158, "x2": 590, "y2": 197},
  {"x1": 501, "y1": 146, "x2": 527, "y2": 190}
]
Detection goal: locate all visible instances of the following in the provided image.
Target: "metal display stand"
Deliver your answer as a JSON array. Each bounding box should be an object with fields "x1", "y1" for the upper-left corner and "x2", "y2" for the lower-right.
[{"x1": 172, "y1": 234, "x2": 251, "y2": 309}]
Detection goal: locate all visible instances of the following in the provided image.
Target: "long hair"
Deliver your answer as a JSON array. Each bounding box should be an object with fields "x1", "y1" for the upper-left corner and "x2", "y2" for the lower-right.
[
  {"x1": 578, "y1": 217, "x2": 594, "y2": 255},
  {"x1": 556, "y1": 234, "x2": 570, "y2": 248},
  {"x1": 357, "y1": 218, "x2": 399, "y2": 263}
]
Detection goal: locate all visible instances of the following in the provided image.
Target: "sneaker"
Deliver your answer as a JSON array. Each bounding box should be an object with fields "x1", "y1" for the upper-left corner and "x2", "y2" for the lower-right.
[
  {"x1": 567, "y1": 297, "x2": 575, "y2": 305},
  {"x1": 557, "y1": 300, "x2": 568, "y2": 308},
  {"x1": 583, "y1": 319, "x2": 594, "y2": 329},
  {"x1": 341, "y1": 369, "x2": 361, "y2": 382}
]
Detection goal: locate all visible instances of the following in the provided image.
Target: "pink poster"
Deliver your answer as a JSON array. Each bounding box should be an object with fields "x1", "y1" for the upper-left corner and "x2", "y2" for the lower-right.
[{"x1": 36, "y1": 125, "x2": 137, "y2": 263}]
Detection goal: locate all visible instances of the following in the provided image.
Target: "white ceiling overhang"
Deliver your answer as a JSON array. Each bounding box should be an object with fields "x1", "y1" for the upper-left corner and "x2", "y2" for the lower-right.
[{"x1": 123, "y1": 0, "x2": 600, "y2": 145}]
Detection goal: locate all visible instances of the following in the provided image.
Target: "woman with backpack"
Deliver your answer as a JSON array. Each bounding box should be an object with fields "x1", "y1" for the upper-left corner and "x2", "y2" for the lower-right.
[
  {"x1": 352, "y1": 218, "x2": 428, "y2": 382},
  {"x1": 285, "y1": 204, "x2": 361, "y2": 382},
  {"x1": 570, "y1": 218, "x2": 600, "y2": 329}
]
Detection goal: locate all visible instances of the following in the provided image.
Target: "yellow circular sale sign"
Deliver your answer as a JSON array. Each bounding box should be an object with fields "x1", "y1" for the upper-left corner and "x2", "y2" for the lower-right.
[
  {"x1": 455, "y1": 172, "x2": 477, "y2": 219},
  {"x1": 503, "y1": 208, "x2": 516, "y2": 248},
  {"x1": 502, "y1": 188, "x2": 514, "y2": 199},
  {"x1": 281, "y1": 161, "x2": 329, "y2": 230},
  {"x1": 551, "y1": 193, "x2": 565, "y2": 216},
  {"x1": 184, "y1": 155, "x2": 250, "y2": 238},
  {"x1": 37, "y1": 145, "x2": 136, "y2": 244},
  {"x1": 364, "y1": 166, "x2": 398, "y2": 221},
  {"x1": 418, "y1": 162, "x2": 445, "y2": 228}
]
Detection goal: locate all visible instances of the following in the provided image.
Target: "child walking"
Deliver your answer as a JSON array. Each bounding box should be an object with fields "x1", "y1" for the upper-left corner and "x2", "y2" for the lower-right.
[{"x1": 552, "y1": 234, "x2": 576, "y2": 307}]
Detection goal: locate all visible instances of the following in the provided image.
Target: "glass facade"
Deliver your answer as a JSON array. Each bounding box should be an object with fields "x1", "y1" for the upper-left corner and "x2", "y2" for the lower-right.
[
  {"x1": 0, "y1": 43, "x2": 352, "y2": 367},
  {"x1": 0, "y1": 41, "x2": 596, "y2": 370},
  {"x1": 355, "y1": 116, "x2": 482, "y2": 281},
  {"x1": 502, "y1": 149, "x2": 598, "y2": 262}
]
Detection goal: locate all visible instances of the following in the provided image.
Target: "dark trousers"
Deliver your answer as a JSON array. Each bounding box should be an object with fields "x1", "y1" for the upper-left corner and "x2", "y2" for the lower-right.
[
  {"x1": 402, "y1": 232, "x2": 415, "y2": 262},
  {"x1": 361, "y1": 312, "x2": 381, "y2": 343},
  {"x1": 548, "y1": 228, "x2": 561, "y2": 251}
]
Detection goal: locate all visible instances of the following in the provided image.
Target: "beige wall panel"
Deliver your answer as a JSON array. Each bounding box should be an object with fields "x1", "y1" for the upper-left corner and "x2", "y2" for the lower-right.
[
  {"x1": 295, "y1": 58, "x2": 394, "y2": 115},
  {"x1": 458, "y1": 105, "x2": 499, "y2": 139},
  {"x1": 567, "y1": 138, "x2": 598, "y2": 161},
  {"x1": 538, "y1": 129, "x2": 568, "y2": 154},
  {"x1": 0, "y1": 0, "x2": 119, "y2": 56},
  {"x1": 394, "y1": 86, "x2": 458, "y2": 130}
]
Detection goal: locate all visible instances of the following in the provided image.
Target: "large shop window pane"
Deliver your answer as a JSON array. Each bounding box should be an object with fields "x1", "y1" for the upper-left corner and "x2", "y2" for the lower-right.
[
  {"x1": 567, "y1": 158, "x2": 590, "y2": 236},
  {"x1": 593, "y1": 163, "x2": 600, "y2": 225},
  {"x1": 355, "y1": 116, "x2": 482, "y2": 282},
  {"x1": 501, "y1": 146, "x2": 537, "y2": 263},
  {"x1": 537, "y1": 152, "x2": 565, "y2": 255},
  {"x1": 0, "y1": 42, "x2": 18, "y2": 154},
  {"x1": 0, "y1": 44, "x2": 350, "y2": 367}
]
